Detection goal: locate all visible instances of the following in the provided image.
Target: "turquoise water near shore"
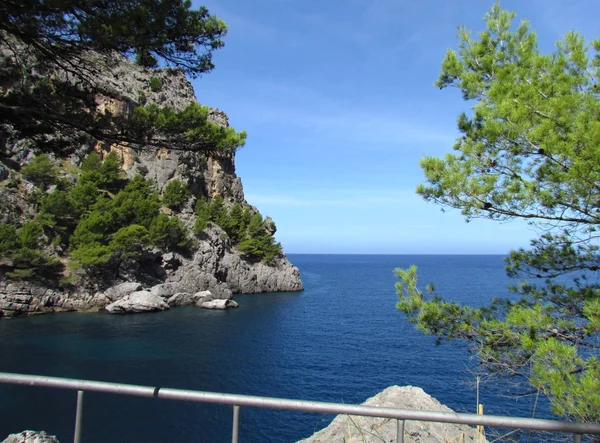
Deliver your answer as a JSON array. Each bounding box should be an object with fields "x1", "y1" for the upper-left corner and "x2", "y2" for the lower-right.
[{"x1": 0, "y1": 255, "x2": 549, "y2": 442}]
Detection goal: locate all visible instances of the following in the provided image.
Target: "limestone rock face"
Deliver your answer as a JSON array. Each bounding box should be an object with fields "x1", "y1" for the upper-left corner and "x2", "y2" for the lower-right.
[
  {"x1": 298, "y1": 386, "x2": 488, "y2": 443},
  {"x1": 105, "y1": 291, "x2": 169, "y2": 314},
  {"x1": 0, "y1": 282, "x2": 108, "y2": 317},
  {"x1": 219, "y1": 254, "x2": 303, "y2": 294},
  {"x1": 3, "y1": 430, "x2": 60, "y2": 443},
  {"x1": 0, "y1": 50, "x2": 303, "y2": 318},
  {"x1": 104, "y1": 282, "x2": 142, "y2": 301}
]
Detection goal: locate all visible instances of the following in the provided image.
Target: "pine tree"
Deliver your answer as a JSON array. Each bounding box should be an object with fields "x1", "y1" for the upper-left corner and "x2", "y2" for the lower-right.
[{"x1": 396, "y1": 3, "x2": 600, "y2": 422}]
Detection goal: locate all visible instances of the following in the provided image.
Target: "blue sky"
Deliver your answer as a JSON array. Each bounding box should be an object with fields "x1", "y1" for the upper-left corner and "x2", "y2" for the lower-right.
[{"x1": 191, "y1": 0, "x2": 598, "y2": 254}]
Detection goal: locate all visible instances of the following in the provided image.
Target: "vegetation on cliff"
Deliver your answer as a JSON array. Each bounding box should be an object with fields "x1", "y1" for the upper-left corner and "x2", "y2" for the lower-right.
[
  {"x1": 0, "y1": 0, "x2": 287, "y2": 285},
  {"x1": 1, "y1": 0, "x2": 246, "y2": 154},
  {"x1": 0, "y1": 152, "x2": 282, "y2": 283},
  {"x1": 396, "y1": 3, "x2": 600, "y2": 422},
  {"x1": 194, "y1": 196, "x2": 282, "y2": 263}
]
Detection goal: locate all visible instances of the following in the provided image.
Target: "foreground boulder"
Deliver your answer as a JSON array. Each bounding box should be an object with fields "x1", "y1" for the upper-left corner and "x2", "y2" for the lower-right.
[
  {"x1": 3, "y1": 430, "x2": 59, "y2": 443},
  {"x1": 105, "y1": 291, "x2": 169, "y2": 313},
  {"x1": 197, "y1": 299, "x2": 239, "y2": 310},
  {"x1": 298, "y1": 386, "x2": 487, "y2": 443}
]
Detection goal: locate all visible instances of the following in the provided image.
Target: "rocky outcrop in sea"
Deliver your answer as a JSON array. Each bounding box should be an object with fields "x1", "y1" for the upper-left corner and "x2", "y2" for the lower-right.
[
  {"x1": 2, "y1": 430, "x2": 59, "y2": 443},
  {"x1": 298, "y1": 385, "x2": 488, "y2": 443}
]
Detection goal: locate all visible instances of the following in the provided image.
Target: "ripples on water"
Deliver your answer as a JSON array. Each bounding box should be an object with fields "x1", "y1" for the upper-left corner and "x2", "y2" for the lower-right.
[{"x1": 0, "y1": 255, "x2": 548, "y2": 442}]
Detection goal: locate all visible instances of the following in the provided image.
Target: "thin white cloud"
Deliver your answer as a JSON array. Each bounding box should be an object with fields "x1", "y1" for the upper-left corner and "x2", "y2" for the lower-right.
[
  {"x1": 246, "y1": 189, "x2": 416, "y2": 207},
  {"x1": 236, "y1": 81, "x2": 457, "y2": 146}
]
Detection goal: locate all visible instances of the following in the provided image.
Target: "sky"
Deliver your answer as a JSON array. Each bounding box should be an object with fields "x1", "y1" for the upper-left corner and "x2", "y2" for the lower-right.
[{"x1": 190, "y1": 0, "x2": 598, "y2": 254}]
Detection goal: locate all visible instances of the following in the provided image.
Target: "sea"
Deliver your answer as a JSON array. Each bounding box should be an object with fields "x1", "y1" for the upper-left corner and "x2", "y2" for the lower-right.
[{"x1": 0, "y1": 254, "x2": 553, "y2": 442}]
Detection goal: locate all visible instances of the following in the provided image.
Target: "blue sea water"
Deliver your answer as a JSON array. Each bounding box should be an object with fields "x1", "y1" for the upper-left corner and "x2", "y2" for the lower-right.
[{"x1": 0, "y1": 255, "x2": 550, "y2": 442}]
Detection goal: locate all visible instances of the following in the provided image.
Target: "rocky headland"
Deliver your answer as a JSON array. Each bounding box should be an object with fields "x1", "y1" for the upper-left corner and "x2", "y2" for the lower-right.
[{"x1": 0, "y1": 52, "x2": 303, "y2": 317}]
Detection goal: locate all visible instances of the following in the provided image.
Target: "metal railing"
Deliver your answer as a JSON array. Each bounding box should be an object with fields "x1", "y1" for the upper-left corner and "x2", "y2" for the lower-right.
[{"x1": 1, "y1": 372, "x2": 599, "y2": 443}]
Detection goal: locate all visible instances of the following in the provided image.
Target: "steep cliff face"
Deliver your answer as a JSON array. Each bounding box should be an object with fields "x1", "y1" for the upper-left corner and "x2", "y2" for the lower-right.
[{"x1": 0, "y1": 53, "x2": 303, "y2": 317}]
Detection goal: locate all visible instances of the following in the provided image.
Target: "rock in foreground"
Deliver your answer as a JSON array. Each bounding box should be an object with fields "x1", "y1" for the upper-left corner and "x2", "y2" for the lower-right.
[
  {"x1": 298, "y1": 386, "x2": 487, "y2": 443},
  {"x1": 3, "y1": 430, "x2": 59, "y2": 443}
]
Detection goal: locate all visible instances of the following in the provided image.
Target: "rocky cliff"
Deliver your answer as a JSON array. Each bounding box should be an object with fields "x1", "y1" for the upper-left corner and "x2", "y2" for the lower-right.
[{"x1": 0, "y1": 53, "x2": 303, "y2": 317}]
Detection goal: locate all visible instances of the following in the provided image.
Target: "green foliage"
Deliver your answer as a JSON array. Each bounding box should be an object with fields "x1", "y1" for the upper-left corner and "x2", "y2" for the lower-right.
[
  {"x1": 2, "y1": 1, "x2": 227, "y2": 77},
  {"x1": 247, "y1": 213, "x2": 264, "y2": 238},
  {"x1": 150, "y1": 213, "x2": 190, "y2": 251},
  {"x1": 81, "y1": 151, "x2": 103, "y2": 174},
  {"x1": 194, "y1": 197, "x2": 211, "y2": 233},
  {"x1": 234, "y1": 208, "x2": 281, "y2": 263},
  {"x1": 0, "y1": 224, "x2": 18, "y2": 252},
  {"x1": 18, "y1": 221, "x2": 44, "y2": 249},
  {"x1": 112, "y1": 175, "x2": 160, "y2": 228},
  {"x1": 149, "y1": 76, "x2": 163, "y2": 92},
  {"x1": 99, "y1": 151, "x2": 123, "y2": 190},
  {"x1": 396, "y1": 3, "x2": 600, "y2": 422},
  {"x1": 69, "y1": 180, "x2": 100, "y2": 217},
  {"x1": 40, "y1": 189, "x2": 73, "y2": 224},
  {"x1": 193, "y1": 195, "x2": 282, "y2": 262},
  {"x1": 78, "y1": 151, "x2": 122, "y2": 190},
  {"x1": 1, "y1": 0, "x2": 233, "y2": 154},
  {"x1": 0, "y1": 219, "x2": 63, "y2": 279},
  {"x1": 129, "y1": 103, "x2": 247, "y2": 154},
  {"x1": 71, "y1": 242, "x2": 113, "y2": 269},
  {"x1": 20, "y1": 154, "x2": 57, "y2": 189},
  {"x1": 162, "y1": 180, "x2": 190, "y2": 210},
  {"x1": 110, "y1": 225, "x2": 150, "y2": 262},
  {"x1": 222, "y1": 203, "x2": 246, "y2": 243},
  {"x1": 209, "y1": 194, "x2": 227, "y2": 225},
  {"x1": 237, "y1": 235, "x2": 281, "y2": 263},
  {"x1": 71, "y1": 199, "x2": 117, "y2": 248}
]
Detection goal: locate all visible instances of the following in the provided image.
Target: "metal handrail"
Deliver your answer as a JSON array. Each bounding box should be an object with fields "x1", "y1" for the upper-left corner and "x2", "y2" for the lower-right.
[{"x1": 0, "y1": 372, "x2": 599, "y2": 443}]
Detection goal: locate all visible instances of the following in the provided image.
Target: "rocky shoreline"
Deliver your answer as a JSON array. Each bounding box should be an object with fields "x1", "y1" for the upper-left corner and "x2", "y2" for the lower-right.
[
  {"x1": 0, "y1": 224, "x2": 303, "y2": 318},
  {"x1": 0, "y1": 245, "x2": 302, "y2": 317}
]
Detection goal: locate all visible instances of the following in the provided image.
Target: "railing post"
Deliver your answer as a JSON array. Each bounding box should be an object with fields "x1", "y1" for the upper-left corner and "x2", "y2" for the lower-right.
[
  {"x1": 73, "y1": 390, "x2": 84, "y2": 443},
  {"x1": 573, "y1": 434, "x2": 582, "y2": 443},
  {"x1": 232, "y1": 404, "x2": 240, "y2": 443},
  {"x1": 396, "y1": 419, "x2": 404, "y2": 443}
]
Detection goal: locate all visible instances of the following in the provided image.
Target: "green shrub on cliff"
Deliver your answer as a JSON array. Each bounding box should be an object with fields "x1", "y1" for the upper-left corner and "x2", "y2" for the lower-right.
[
  {"x1": 110, "y1": 225, "x2": 150, "y2": 263},
  {"x1": 0, "y1": 221, "x2": 63, "y2": 279},
  {"x1": 150, "y1": 213, "x2": 191, "y2": 251},
  {"x1": 20, "y1": 154, "x2": 57, "y2": 189},
  {"x1": 111, "y1": 176, "x2": 160, "y2": 228},
  {"x1": 237, "y1": 235, "x2": 281, "y2": 263},
  {"x1": 162, "y1": 180, "x2": 190, "y2": 210},
  {"x1": 1, "y1": 0, "x2": 235, "y2": 155},
  {"x1": 194, "y1": 198, "x2": 211, "y2": 233},
  {"x1": 193, "y1": 196, "x2": 282, "y2": 263},
  {"x1": 128, "y1": 103, "x2": 247, "y2": 154},
  {"x1": 149, "y1": 77, "x2": 163, "y2": 92},
  {"x1": 40, "y1": 189, "x2": 73, "y2": 225},
  {"x1": 0, "y1": 224, "x2": 18, "y2": 252}
]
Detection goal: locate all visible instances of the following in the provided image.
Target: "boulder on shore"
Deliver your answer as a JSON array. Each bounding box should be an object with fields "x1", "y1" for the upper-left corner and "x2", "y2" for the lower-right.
[
  {"x1": 197, "y1": 299, "x2": 239, "y2": 310},
  {"x1": 105, "y1": 291, "x2": 169, "y2": 314},
  {"x1": 297, "y1": 385, "x2": 488, "y2": 443},
  {"x1": 3, "y1": 430, "x2": 59, "y2": 443},
  {"x1": 167, "y1": 290, "x2": 213, "y2": 307}
]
